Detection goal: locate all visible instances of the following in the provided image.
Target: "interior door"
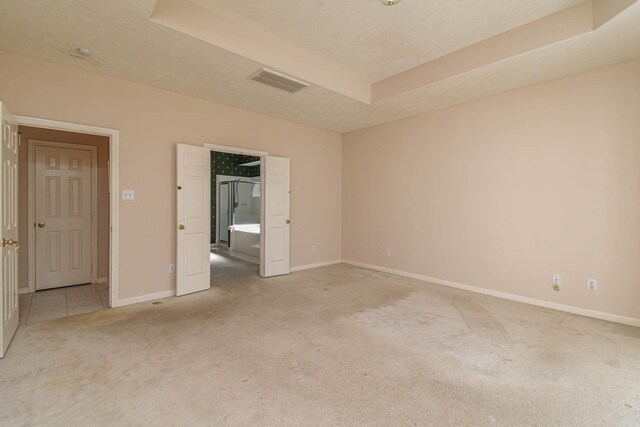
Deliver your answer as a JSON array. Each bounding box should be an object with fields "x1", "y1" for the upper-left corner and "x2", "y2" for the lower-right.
[
  {"x1": 35, "y1": 146, "x2": 92, "y2": 290},
  {"x1": 262, "y1": 156, "x2": 290, "y2": 277},
  {"x1": 1, "y1": 102, "x2": 19, "y2": 358},
  {"x1": 176, "y1": 143, "x2": 210, "y2": 296}
]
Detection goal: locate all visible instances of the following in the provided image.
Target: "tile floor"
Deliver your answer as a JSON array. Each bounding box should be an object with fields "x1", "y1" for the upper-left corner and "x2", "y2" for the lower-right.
[
  {"x1": 18, "y1": 250, "x2": 250, "y2": 326},
  {"x1": 19, "y1": 283, "x2": 109, "y2": 325}
]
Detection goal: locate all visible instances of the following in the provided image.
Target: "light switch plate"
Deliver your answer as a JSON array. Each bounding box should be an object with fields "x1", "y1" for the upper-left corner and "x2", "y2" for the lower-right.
[{"x1": 122, "y1": 189, "x2": 135, "y2": 200}]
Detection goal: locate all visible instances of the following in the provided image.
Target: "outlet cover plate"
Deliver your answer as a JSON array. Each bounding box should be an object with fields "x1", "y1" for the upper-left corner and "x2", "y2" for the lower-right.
[{"x1": 122, "y1": 189, "x2": 135, "y2": 200}]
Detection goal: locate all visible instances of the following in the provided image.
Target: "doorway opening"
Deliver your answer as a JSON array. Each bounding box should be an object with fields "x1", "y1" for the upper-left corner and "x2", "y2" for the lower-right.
[
  {"x1": 210, "y1": 150, "x2": 262, "y2": 284},
  {"x1": 176, "y1": 142, "x2": 289, "y2": 297},
  {"x1": 18, "y1": 126, "x2": 110, "y2": 324}
]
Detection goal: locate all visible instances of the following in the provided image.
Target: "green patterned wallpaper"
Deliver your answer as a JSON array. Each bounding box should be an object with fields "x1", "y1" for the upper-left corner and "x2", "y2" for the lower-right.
[{"x1": 211, "y1": 152, "x2": 260, "y2": 243}]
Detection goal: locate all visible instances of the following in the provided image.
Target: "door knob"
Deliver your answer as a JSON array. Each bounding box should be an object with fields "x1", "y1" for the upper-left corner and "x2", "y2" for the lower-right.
[
  {"x1": 285, "y1": 219, "x2": 291, "y2": 224},
  {"x1": 37, "y1": 222, "x2": 45, "y2": 228},
  {"x1": 178, "y1": 224, "x2": 185, "y2": 230},
  {"x1": 2, "y1": 238, "x2": 14, "y2": 247}
]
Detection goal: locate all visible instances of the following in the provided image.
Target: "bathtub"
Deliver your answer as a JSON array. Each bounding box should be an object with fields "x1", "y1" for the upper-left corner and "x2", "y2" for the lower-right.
[{"x1": 229, "y1": 224, "x2": 260, "y2": 262}]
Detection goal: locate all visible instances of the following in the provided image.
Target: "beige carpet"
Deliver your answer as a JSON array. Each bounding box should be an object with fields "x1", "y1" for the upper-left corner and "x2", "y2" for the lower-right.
[{"x1": 1, "y1": 260, "x2": 639, "y2": 426}]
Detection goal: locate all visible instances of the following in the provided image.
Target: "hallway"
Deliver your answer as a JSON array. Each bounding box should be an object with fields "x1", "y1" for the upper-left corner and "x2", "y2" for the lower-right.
[{"x1": 18, "y1": 283, "x2": 109, "y2": 325}]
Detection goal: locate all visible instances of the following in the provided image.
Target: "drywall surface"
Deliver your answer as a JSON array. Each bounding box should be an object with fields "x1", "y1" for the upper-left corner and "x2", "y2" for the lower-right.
[
  {"x1": 0, "y1": 51, "x2": 341, "y2": 300},
  {"x1": 17, "y1": 126, "x2": 110, "y2": 288},
  {"x1": 343, "y1": 59, "x2": 640, "y2": 319}
]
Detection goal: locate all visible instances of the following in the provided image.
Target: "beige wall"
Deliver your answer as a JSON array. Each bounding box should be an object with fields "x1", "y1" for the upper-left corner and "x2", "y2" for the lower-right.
[
  {"x1": 3, "y1": 49, "x2": 638, "y2": 320},
  {"x1": 343, "y1": 59, "x2": 640, "y2": 320},
  {"x1": 17, "y1": 127, "x2": 110, "y2": 288},
  {"x1": 0, "y1": 51, "x2": 342, "y2": 300}
]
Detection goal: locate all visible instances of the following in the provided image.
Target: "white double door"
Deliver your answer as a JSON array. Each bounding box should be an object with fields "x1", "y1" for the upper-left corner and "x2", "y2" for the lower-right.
[
  {"x1": 175, "y1": 144, "x2": 290, "y2": 296},
  {"x1": 262, "y1": 156, "x2": 291, "y2": 277},
  {"x1": 35, "y1": 145, "x2": 93, "y2": 290}
]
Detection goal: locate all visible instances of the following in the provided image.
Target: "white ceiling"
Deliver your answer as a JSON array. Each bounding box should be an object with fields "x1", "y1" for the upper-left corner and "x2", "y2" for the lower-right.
[
  {"x1": 193, "y1": 0, "x2": 584, "y2": 81},
  {"x1": 0, "y1": 0, "x2": 639, "y2": 133}
]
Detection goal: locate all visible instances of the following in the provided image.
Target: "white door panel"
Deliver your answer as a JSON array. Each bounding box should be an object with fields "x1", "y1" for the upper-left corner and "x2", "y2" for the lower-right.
[
  {"x1": 176, "y1": 144, "x2": 210, "y2": 296},
  {"x1": 35, "y1": 146, "x2": 92, "y2": 289},
  {"x1": 1, "y1": 102, "x2": 19, "y2": 358},
  {"x1": 262, "y1": 156, "x2": 290, "y2": 277}
]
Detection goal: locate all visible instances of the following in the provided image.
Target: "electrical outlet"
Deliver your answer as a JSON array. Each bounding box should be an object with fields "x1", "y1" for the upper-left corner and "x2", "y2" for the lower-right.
[
  {"x1": 311, "y1": 245, "x2": 317, "y2": 254},
  {"x1": 586, "y1": 279, "x2": 598, "y2": 291},
  {"x1": 169, "y1": 264, "x2": 176, "y2": 274},
  {"x1": 552, "y1": 273, "x2": 561, "y2": 291},
  {"x1": 121, "y1": 189, "x2": 135, "y2": 200},
  {"x1": 385, "y1": 249, "x2": 391, "y2": 257}
]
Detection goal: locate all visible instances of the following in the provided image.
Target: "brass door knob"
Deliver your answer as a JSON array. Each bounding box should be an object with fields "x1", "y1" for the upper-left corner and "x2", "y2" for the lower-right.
[
  {"x1": 285, "y1": 219, "x2": 291, "y2": 224},
  {"x1": 37, "y1": 222, "x2": 46, "y2": 228},
  {"x1": 178, "y1": 224, "x2": 185, "y2": 230},
  {"x1": 2, "y1": 238, "x2": 14, "y2": 247}
]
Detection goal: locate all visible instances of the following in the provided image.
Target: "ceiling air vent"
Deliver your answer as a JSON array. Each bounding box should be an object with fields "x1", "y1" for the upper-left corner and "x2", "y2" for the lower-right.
[{"x1": 249, "y1": 68, "x2": 310, "y2": 94}]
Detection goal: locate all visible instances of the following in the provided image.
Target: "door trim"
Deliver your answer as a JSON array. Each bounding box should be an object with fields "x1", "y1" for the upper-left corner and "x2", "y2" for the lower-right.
[
  {"x1": 203, "y1": 143, "x2": 267, "y2": 276},
  {"x1": 28, "y1": 140, "x2": 98, "y2": 290},
  {"x1": 204, "y1": 143, "x2": 267, "y2": 158},
  {"x1": 15, "y1": 115, "x2": 119, "y2": 308}
]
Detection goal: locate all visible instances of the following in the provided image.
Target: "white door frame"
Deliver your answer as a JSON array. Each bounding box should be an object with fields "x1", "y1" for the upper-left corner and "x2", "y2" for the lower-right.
[
  {"x1": 204, "y1": 143, "x2": 267, "y2": 275},
  {"x1": 28, "y1": 140, "x2": 98, "y2": 290},
  {"x1": 15, "y1": 116, "x2": 119, "y2": 308},
  {"x1": 215, "y1": 177, "x2": 228, "y2": 247}
]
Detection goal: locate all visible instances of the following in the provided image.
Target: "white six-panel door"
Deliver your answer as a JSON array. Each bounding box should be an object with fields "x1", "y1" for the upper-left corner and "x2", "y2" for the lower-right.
[
  {"x1": 1, "y1": 102, "x2": 19, "y2": 358},
  {"x1": 262, "y1": 156, "x2": 290, "y2": 277},
  {"x1": 176, "y1": 144, "x2": 210, "y2": 296},
  {"x1": 35, "y1": 146, "x2": 92, "y2": 290}
]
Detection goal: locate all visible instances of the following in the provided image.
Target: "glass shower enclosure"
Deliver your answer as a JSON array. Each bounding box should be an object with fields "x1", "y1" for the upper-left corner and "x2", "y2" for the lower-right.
[{"x1": 218, "y1": 180, "x2": 260, "y2": 246}]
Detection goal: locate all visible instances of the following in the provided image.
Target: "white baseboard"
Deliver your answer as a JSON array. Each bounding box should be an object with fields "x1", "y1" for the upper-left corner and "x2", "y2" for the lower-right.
[
  {"x1": 95, "y1": 276, "x2": 109, "y2": 284},
  {"x1": 291, "y1": 259, "x2": 341, "y2": 272},
  {"x1": 341, "y1": 259, "x2": 640, "y2": 328},
  {"x1": 114, "y1": 290, "x2": 176, "y2": 308},
  {"x1": 112, "y1": 260, "x2": 338, "y2": 307}
]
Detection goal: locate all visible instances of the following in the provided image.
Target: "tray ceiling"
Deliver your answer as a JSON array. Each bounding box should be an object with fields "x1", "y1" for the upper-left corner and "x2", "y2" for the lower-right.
[{"x1": 0, "y1": 0, "x2": 638, "y2": 132}]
